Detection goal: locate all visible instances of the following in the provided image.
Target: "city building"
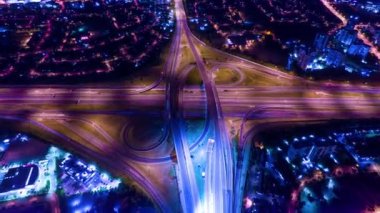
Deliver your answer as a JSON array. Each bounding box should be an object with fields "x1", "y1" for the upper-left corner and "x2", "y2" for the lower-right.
[
  {"x1": 325, "y1": 49, "x2": 344, "y2": 68},
  {"x1": 335, "y1": 29, "x2": 356, "y2": 47},
  {"x1": 288, "y1": 141, "x2": 335, "y2": 161},
  {"x1": 347, "y1": 44, "x2": 370, "y2": 59},
  {"x1": 0, "y1": 164, "x2": 39, "y2": 193},
  {"x1": 314, "y1": 34, "x2": 329, "y2": 51}
]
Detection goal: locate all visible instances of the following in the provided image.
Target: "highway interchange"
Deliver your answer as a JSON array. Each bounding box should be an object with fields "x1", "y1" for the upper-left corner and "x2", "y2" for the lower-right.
[{"x1": 0, "y1": 0, "x2": 380, "y2": 212}]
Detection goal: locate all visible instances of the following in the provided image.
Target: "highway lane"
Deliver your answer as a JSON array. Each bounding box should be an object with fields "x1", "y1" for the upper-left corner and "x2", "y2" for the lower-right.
[
  {"x1": 165, "y1": 1, "x2": 201, "y2": 212},
  {"x1": 2, "y1": 83, "x2": 380, "y2": 99},
  {"x1": 0, "y1": 101, "x2": 378, "y2": 123},
  {"x1": 2, "y1": 81, "x2": 380, "y2": 99},
  {"x1": 234, "y1": 107, "x2": 265, "y2": 212},
  {"x1": 1, "y1": 93, "x2": 379, "y2": 109},
  {"x1": 0, "y1": 0, "x2": 380, "y2": 212},
  {"x1": 0, "y1": 97, "x2": 380, "y2": 127},
  {"x1": 0, "y1": 94, "x2": 379, "y2": 104},
  {"x1": 0, "y1": 95, "x2": 379, "y2": 130},
  {"x1": 180, "y1": 0, "x2": 234, "y2": 211}
]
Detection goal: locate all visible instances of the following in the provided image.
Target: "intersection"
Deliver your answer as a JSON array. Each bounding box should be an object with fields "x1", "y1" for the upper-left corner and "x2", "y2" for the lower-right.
[{"x1": 0, "y1": 0, "x2": 379, "y2": 212}]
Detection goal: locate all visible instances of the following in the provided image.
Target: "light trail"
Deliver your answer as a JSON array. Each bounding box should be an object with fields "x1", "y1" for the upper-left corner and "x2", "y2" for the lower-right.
[{"x1": 1, "y1": 0, "x2": 380, "y2": 212}]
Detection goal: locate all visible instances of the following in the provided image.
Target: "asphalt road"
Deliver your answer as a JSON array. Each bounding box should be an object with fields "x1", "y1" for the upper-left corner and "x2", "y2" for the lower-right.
[{"x1": 0, "y1": 0, "x2": 380, "y2": 212}]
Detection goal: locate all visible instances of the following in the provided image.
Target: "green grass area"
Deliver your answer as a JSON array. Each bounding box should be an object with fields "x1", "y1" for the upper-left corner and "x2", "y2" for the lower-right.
[
  {"x1": 185, "y1": 68, "x2": 203, "y2": 85},
  {"x1": 178, "y1": 34, "x2": 196, "y2": 72},
  {"x1": 63, "y1": 119, "x2": 110, "y2": 145},
  {"x1": 125, "y1": 116, "x2": 165, "y2": 150},
  {"x1": 178, "y1": 46, "x2": 195, "y2": 72},
  {"x1": 40, "y1": 119, "x2": 104, "y2": 153},
  {"x1": 214, "y1": 68, "x2": 239, "y2": 85},
  {"x1": 84, "y1": 115, "x2": 130, "y2": 143},
  {"x1": 240, "y1": 69, "x2": 284, "y2": 86},
  {"x1": 198, "y1": 43, "x2": 228, "y2": 62}
]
